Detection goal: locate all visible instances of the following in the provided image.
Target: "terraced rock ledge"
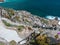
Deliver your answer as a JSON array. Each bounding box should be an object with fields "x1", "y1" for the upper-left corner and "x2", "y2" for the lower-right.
[{"x1": 0, "y1": 7, "x2": 60, "y2": 45}]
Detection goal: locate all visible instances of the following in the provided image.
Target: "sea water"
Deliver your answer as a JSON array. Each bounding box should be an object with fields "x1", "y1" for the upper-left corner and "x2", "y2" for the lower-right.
[{"x1": 0, "y1": 0, "x2": 60, "y2": 19}]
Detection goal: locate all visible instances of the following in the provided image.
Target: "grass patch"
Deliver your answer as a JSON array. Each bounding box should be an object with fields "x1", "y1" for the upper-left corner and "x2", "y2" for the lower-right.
[
  {"x1": 0, "y1": 42, "x2": 5, "y2": 45},
  {"x1": 2, "y1": 20, "x2": 13, "y2": 27},
  {"x1": 17, "y1": 25, "x2": 24, "y2": 32}
]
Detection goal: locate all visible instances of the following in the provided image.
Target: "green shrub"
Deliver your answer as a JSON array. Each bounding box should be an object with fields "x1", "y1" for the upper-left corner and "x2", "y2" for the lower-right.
[
  {"x1": 17, "y1": 25, "x2": 24, "y2": 31},
  {"x1": 2, "y1": 20, "x2": 13, "y2": 27},
  {"x1": 9, "y1": 40, "x2": 16, "y2": 45}
]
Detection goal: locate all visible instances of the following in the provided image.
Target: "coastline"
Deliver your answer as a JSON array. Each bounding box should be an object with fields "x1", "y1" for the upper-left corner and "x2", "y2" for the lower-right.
[
  {"x1": 46, "y1": 15, "x2": 60, "y2": 20},
  {"x1": 0, "y1": 7, "x2": 60, "y2": 45}
]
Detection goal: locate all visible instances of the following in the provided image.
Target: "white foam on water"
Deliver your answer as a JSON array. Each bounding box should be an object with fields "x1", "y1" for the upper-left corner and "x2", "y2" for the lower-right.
[
  {"x1": 0, "y1": 2, "x2": 4, "y2": 3},
  {"x1": 58, "y1": 17, "x2": 60, "y2": 20},
  {"x1": 46, "y1": 16, "x2": 55, "y2": 20},
  {"x1": 46, "y1": 15, "x2": 60, "y2": 21}
]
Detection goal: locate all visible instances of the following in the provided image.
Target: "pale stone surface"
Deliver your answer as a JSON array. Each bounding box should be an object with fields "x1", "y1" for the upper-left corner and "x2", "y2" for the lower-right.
[
  {"x1": 0, "y1": 0, "x2": 4, "y2": 2},
  {"x1": 0, "y1": 18, "x2": 25, "y2": 43}
]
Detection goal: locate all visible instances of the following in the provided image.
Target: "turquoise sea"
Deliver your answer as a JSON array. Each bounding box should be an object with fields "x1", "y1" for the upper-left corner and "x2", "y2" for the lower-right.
[{"x1": 0, "y1": 0, "x2": 60, "y2": 18}]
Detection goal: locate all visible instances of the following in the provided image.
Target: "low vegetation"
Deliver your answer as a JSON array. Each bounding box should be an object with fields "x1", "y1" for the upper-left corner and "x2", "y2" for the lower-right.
[
  {"x1": 2, "y1": 20, "x2": 25, "y2": 31},
  {"x1": 54, "y1": 34, "x2": 59, "y2": 39},
  {"x1": 13, "y1": 16, "x2": 20, "y2": 22},
  {"x1": 5, "y1": 8, "x2": 15, "y2": 15},
  {"x1": 17, "y1": 25, "x2": 24, "y2": 32},
  {"x1": 2, "y1": 20, "x2": 13, "y2": 27},
  {"x1": 9, "y1": 40, "x2": 16, "y2": 45},
  {"x1": 41, "y1": 18, "x2": 48, "y2": 24},
  {"x1": 36, "y1": 34, "x2": 49, "y2": 45},
  {"x1": 0, "y1": 42, "x2": 5, "y2": 45}
]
